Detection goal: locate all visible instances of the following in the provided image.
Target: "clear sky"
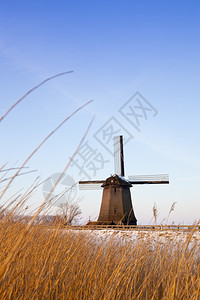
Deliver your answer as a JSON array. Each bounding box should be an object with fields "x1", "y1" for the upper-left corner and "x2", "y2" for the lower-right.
[{"x1": 0, "y1": 0, "x2": 200, "y2": 224}]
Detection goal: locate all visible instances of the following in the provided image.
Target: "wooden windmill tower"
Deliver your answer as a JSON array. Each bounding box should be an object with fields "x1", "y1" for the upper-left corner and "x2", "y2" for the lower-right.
[{"x1": 79, "y1": 136, "x2": 169, "y2": 225}]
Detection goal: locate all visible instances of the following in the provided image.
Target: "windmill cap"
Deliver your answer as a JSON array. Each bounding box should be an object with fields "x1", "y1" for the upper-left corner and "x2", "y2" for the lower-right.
[{"x1": 102, "y1": 174, "x2": 132, "y2": 187}]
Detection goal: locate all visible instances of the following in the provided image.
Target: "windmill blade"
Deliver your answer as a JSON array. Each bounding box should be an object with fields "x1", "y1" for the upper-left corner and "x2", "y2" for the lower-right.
[
  {"x1": 129, "y1": 180, "x2": 169, "y2": 185},
  {"x1": 79, "y1": 184, "x2": 103, "y2": 190},
  {"x1": 79, "y1": 180, "x2": 105, "y2": 190},
  {"x1": 114, "y1": 136, "x2": 120, "y2": 175},
  {"x1": 128, "y1": 174, "x2": 169, "y2": 184},
  {"x1": 114, "y1": 136, "x2": 125, "y2": 176}
]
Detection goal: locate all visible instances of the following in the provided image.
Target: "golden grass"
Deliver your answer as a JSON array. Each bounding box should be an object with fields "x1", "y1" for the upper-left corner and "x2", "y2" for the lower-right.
[{"x1": 0, "y1": 212, "x2": 200, "y2": 299}]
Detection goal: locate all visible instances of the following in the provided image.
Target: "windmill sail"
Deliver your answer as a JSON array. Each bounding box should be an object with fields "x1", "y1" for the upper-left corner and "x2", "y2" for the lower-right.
[
  {"x1": 114, "y1": 136, "x2": 121, "y2": 175},
  {"x1": 114, "y1": 135, "x2": 125, "y2": 176},
  {"x1": 128, "y1": 174, "x2": 169, "y2": 184},
  {"x1": 79, "y1": 183, "x2": 103, "y2": 190},
  {"x1": 79, "y1": 180, "x2": 105, "y2": 190}
]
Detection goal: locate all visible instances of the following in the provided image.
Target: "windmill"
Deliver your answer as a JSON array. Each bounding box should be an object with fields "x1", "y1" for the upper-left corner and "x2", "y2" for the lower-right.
[{"x1": 79, "y1": 136, "x2": 169, "y2": 225}]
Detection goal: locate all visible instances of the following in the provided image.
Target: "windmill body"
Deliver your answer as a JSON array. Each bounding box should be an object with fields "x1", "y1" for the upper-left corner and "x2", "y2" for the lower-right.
[
  {"x1": 79, "y1": 136, "x2": 169, "y2": 225},
  {"x1": 98, "y1": 174, "x2": 137, "y2": 225}
]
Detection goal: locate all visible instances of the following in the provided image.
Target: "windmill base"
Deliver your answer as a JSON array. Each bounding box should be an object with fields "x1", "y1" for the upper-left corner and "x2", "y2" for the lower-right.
[
  {"x1": 86, "y1": 221, "x2": 116, "y2": 226},
  {"x1": 86, "y1": 220, "x2": 137, "y2": 226}
]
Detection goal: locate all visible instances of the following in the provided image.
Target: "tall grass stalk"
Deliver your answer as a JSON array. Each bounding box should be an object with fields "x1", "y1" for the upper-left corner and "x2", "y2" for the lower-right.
[{"x1": 0, "y1": 71, "x2": 73, "y2": 122}]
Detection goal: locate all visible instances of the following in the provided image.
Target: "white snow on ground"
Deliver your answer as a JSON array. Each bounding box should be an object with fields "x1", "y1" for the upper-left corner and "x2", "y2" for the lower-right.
[{"x1": 64, "y1": 228, "x2": 200, "y2": 247}]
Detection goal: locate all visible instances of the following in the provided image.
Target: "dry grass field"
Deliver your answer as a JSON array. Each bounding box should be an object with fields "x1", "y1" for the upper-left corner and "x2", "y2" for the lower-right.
[
  {"x1": 0, "y1": 210, "x2": 200, "y2": 299},
  {"x1": 1, "y1": 79, "x2": 199, "y2": 299}
]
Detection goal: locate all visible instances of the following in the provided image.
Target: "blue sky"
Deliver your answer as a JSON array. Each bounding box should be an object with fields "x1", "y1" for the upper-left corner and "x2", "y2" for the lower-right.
[{"x1": 0, "y1": 0, "x2": 200, "y2": 224}]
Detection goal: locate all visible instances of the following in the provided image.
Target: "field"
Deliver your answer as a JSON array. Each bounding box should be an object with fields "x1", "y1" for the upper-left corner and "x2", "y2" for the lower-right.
[{"x1": 0, "y1": 211, "x2": 200, "y2": 299}]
